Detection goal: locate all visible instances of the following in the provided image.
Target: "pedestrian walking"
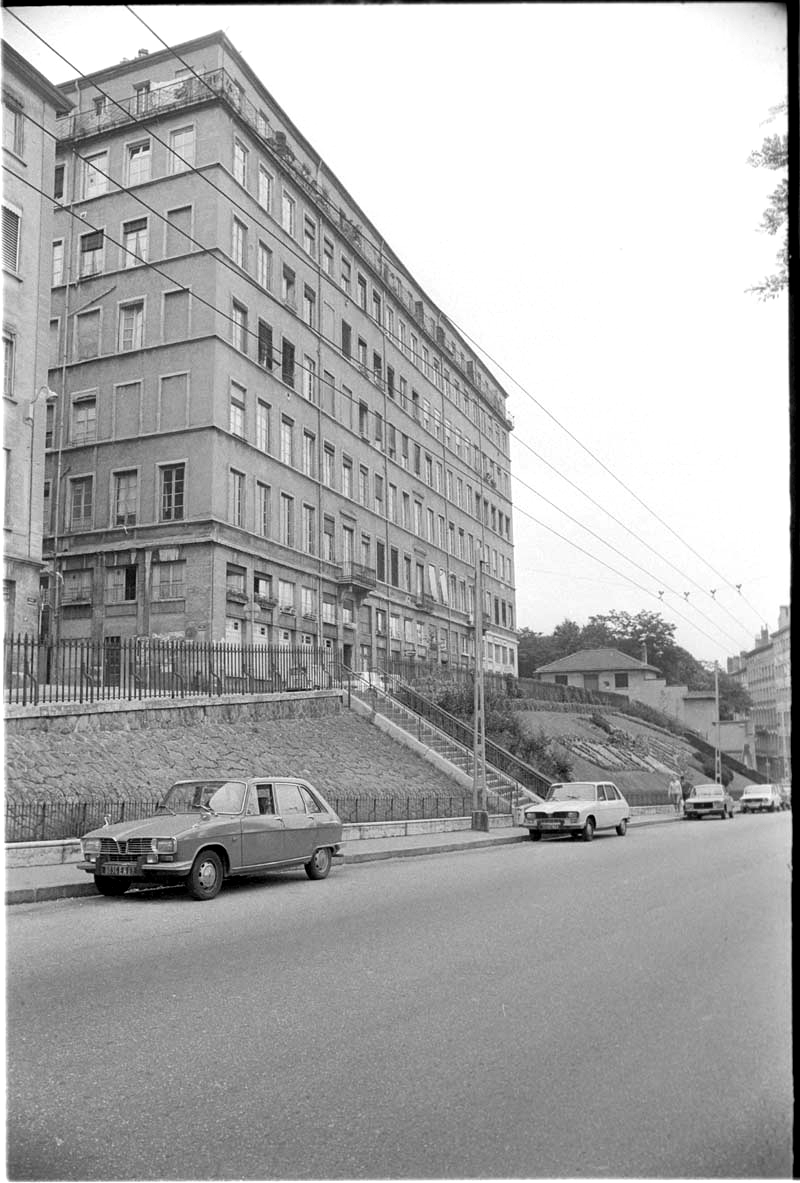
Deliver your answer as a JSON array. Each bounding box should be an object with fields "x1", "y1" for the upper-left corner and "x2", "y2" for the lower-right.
[{"x1": 669, "y1": 777, "x2": 683, "y2": 815}]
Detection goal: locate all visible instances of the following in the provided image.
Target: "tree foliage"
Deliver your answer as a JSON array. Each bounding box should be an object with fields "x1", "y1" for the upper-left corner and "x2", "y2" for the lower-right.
[
  {"x1": 747, "y1": 103, "x2": 788, "y2": 300},
  {"x1": 517, "y1": 609, "x2": 750, "y2": 719}
]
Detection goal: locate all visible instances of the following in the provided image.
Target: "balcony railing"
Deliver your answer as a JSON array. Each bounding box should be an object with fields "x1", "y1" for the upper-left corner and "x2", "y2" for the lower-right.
[{"x1": 336, "y1": 562, "x2": 377, "y2": 593}]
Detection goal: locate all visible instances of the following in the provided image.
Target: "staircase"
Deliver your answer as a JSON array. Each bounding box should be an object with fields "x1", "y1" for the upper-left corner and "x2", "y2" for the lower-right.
[{"x1": 345, "y1": 670, "x2": 548, "y2": 814}]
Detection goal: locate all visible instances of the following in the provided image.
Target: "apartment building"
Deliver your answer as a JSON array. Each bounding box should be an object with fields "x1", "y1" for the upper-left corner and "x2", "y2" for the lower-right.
[
  {"x1": 727, "y1": 605, "x2": 791, "y2": 780},
  {"x1": 43, "y1": 33, "x2": 518, "y2": 674},
  {"x1": 2, "y1": 42, "x2": 71, "y2": 635}
]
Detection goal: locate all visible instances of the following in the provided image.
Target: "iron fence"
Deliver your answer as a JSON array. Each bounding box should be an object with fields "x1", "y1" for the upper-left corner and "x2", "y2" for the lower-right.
[
  {"x1": 4, "y1": 634, "x2": 342, "y2": 706},
  {"x1": 4, "y1": 794, "x2": 500, "y2": 843}
]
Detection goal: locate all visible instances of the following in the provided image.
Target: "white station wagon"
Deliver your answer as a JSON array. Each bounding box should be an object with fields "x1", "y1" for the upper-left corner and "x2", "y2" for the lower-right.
[{"x1": 521, "y1": 781, "x2": 631, "y2": 842}]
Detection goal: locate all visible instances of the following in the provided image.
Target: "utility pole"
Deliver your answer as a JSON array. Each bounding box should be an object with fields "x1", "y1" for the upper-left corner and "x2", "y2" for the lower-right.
[
  {"x1": 714, "y1": 661, "x2": 722, "y2": 785},
  {"x1": 472, "y1": 546, "x2": 488, "y2": 831}
]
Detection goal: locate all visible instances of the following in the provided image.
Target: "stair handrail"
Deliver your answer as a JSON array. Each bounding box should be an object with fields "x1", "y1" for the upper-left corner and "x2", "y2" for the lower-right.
[{"x1": 344, "y1": 668, "x2": 547, "y2": 807}]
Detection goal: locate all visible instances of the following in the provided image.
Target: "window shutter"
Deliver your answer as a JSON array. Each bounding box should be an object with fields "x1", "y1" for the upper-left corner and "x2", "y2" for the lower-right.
[{"x1": 3, "y1": 206, "x2": 20, "y2": 271}]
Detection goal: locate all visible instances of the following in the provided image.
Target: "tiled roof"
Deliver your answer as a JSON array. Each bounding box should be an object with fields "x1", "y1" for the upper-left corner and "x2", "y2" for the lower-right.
[{"x1": 534, "y1": 648, "x2": 661, "y2": 674}]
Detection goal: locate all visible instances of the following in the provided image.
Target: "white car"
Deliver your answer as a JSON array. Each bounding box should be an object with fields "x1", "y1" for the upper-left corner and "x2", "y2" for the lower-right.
[
  {"x1": 739, "y1": 784, "x2": 784, "y2": 813},
  {"x1": 521, "y1": 781, "x2": 631, "y2": 843}
]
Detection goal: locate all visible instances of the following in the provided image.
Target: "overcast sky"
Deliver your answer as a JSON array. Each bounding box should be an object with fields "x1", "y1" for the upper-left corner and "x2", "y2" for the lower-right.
[{"x1": 4, "y1": 3, "x2": 789, "y2": 664}]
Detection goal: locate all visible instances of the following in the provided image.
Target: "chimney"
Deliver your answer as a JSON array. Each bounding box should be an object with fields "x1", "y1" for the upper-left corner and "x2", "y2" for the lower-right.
[
  {"x1": 137, "y1": 48, "x2": 149, "y2": 57},
  {"x1": 641, "y1": 641, "x2": 648, "y2": 664}
]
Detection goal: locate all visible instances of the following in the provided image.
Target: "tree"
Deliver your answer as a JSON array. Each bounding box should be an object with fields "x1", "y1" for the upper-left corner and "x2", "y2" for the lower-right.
[{"x1": 747, "y1": 102, "x2": 788, "y2": 300}]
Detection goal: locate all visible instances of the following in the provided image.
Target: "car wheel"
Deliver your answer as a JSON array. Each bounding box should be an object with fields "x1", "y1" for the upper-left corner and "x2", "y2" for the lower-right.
[
  {"x1": 187, "y1": 850, "x2": 224, "y2": 900},
  {"x1": 94, "y1": 875, "x2": 131, "y2": 896},
  {"x1": 616, "y1": 818, "x2": 628, "y2": 836},
  {"x1": 305, "y1": 847, "x2": 332, "y2": 880},
  {"x1": 529, "y1": 829, "x2": 542, "y2": 842},
  {"x1": 581, "y1": 818, "x2": 595, "y2": 842}
]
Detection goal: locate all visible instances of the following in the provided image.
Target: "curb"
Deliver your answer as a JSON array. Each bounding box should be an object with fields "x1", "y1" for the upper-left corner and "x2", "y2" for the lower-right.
[{"x1": 5, "y1": 815, "x2": 678, "y2": 906}]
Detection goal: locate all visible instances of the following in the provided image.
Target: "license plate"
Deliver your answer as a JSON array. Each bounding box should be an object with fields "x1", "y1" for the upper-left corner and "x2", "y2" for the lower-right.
[
  {"x1": 102, "y1": 863, "x2": 137, "y2": 876},
  {"x1": 540, "y1": 821, "x2": 563, "y2": 829}
]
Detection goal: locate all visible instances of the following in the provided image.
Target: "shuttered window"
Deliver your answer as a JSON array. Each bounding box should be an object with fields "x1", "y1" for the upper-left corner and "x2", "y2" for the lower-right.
[{"x1": 2, "y1": 205, "x2": 20, "y2": 272}]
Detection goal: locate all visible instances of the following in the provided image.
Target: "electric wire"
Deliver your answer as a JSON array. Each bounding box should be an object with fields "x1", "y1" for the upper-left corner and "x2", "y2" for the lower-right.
[{"x1": 5, "y1": 11, "x2": 772, "y2": 652}]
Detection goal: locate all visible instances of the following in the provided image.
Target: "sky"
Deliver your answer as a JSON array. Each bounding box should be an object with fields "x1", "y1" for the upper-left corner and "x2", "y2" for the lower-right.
[{"x1": 3, "y1": 3, "x2": 790, "y2": 665}]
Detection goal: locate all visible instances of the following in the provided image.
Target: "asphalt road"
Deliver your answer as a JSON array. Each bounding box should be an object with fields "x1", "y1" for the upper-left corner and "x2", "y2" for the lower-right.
[{"x1": 6, "y1": 813, "x2": 792, "y2": 1180}]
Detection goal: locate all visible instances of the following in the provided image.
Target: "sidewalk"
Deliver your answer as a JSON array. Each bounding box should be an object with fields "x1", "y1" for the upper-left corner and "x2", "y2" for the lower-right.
[{"x1": 5, "y1": 812, "x2": 679, "y2": 906}]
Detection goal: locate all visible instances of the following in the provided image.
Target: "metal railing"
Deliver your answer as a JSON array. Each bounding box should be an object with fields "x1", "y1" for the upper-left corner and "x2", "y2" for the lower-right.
[
  {"x1": 4, "y1": 634, "x2": 342, "y2": 706},
  {"x1": 3, "y1": 794, "x2": 501, "y2": 844}
]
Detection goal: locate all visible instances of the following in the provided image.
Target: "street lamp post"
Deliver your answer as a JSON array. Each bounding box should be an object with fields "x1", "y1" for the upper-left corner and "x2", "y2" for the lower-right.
[
  {"x1": 714, "y1": 661, "x2": 722, "y2": 785},
  {"x1": 471, "y1": 546, "x2": 488, "y2": 831}
]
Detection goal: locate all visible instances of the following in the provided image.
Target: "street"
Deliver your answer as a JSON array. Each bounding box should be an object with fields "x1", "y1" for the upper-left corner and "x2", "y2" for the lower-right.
[{"x1": 6, "y1": 813, "x2": 792, "y2": 1180}]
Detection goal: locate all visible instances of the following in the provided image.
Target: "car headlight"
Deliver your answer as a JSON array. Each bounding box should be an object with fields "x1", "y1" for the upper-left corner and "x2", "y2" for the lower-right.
[
  {"x1": 566, "y1": 812, "x2": 579, "y2": 822},
  {"x1": 82, "y1": 838, "x2": 102, "y2": 854},
  {"x1": 151, "y1": 838, "x2": 177, "y2": 854}
]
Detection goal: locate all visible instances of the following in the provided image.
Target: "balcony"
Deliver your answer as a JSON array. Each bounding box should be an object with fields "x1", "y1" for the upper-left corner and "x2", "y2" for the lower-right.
[
  {"x1": 413, "y1": 593, "x2": 435, "y2": 613},
  {"x1": 225, "y1": 589, "x2": 248, "y2": 605},
  {"x1": 336, "y1": 562, "x2": 377, "y2": 596}
]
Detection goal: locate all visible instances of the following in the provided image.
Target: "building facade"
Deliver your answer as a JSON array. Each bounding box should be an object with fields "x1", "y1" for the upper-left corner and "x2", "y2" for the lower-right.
[
  {"x1": 727, "y1": 606, "x2": 791, "y2": 780},
  {"x1": 2, "y1": 43, "x2": 71, "y2": 636},
  {"x1": 43, "y1": 33, "x2": 518, "y2": 675}
]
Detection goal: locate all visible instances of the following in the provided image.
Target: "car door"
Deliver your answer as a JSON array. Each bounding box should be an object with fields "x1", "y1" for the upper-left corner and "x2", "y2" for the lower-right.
[
  {"x1": 240, "y1": 783, "x2": 286, "y2": 868},
  {"x1": 595, "y1": 784, "x2": 611, "y2": 829},
  {"x1": 605, "y1": 784, "x2": 626, "y2": 827},
  {"x1": 274, "y1": 781, "x2": 318, "y2": 861}
]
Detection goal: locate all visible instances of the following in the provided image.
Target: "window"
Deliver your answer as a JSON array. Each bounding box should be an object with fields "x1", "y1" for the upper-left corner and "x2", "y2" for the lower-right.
[
  {"x1": 302, "y1": 504, "x2": 316, "y2": 554},
  {"x1": 340, "y1": 256, "x2": 351, "y2": 294},
  {"x1": 133, "y1": 82, "x2": 150, "y2": 113},
  {"x1": 280, "y1": 493, "x2": 294, "y2": 547},
  {"x1": 54, "y1": 163, "x2": 65, "y2": 201},
  {"x1": 302, "y1": 285, "x2": 316, "y2": 329},
  {"x1": 233, "y1": 138, "x2": 248, "y2": 185},
  {"x1": 303, "y1": 356, "x2": 316, "y2": 402},
  {"x1": 70, "y1": 395, "x2": 96, "y2": 444},
  {"x1": 160, "y1": 463, "x2": 185, "y2": 521},
  {"x1": 123, "y1": 218, "x2": 147, "y2": 267},
  {"x1": 3, "y1": 330, "x2": 15, "y2": 397},
  {"x1": 256, "y1": 400, "x2": 270, "y2": 451},
  {"x1": 323, "y1": 443, "x2": 335, "y2": 489},
  {"x1": 79, "y1": 230, "x2": 104, "y2": 277},
  {"x1": 51, "y1": 239, "x2": 64, "y2": 286},
  {"x1": 229, "y1": 469, "x2": 245, "y2": 527},
  {"x1": 302, "y1": 430, "x2": 316, "y2": 477},
  {"x1": 280, "y1": 416, "x2": 294, "y2": 465},
  {"x1": 256, "y1": 482, "x2": 271, "y2": 537},
  {"x1": 341, "y1": 320, "x2": 352, "y2": 358},
  {"x1": 3, "y1": 100, "x2": 24, "y2": 156},
  {"x1": 390, "y1": 548, "x2": 399, "y2": 588},
  {"x1": 62, "y1": 568, "x2": 91, "y2": 604},
  {"x1": 257, "y1": 318, "x2": 273, "y2": 369},
  {"x1": 357, "y1": 273, "x2": 367, "y2": 309},
  {"x1": 374, "y1": 473, "x2": 384, "y2": 515},
  {"x1": 359, "y1": 465, "x2": 369, "y2": 506},
  {"x1": 127, "y1": 140, "x2": 151, "y2": 185},
  {"x1": 615, "y1": 673, "x2": 629, "y2": 689},
  {"x1": 323, "y1": 515, "x2": 335, "y2": 561},
  {"x1": 69, "y1": 476, "x2": 93, "y2": 529},
  {"x1": 232, "y1": 218, "x2": 247, "y2": 267},
  {"x1": 281, "y1": 189, "x2": 296, "y2": 236},
  {"x1": 282, "y1": 265, "x2": 296, "y2": 307},
  {"x1": 323, "y1": 238, "x2": 334, "y2": 274},
  {"x1": 258, "y1": 241, "x2": 272, "y2": 289},
  {"x1": 258, "y1": 165, "x2": 273, "y2": 211},
  {"x1": 229, "y1": 385, "x2": 245, "y2": 436},
  {"x1": 153, "y1": 560, "x2": 185, "y2": 601},
  {"x1": 113, "y1": 470, "x2": 138, "y2": 526},
  {"x1": 106, "y1": 565, "x2": 137, "y2": 603},
  {"x1": 342, "y1": 456, "x2": 353, "y2": 498},
  {"x1": 118, "y1": 301, "x2": 144, "y2": 351},
  {"x1": 83, "y1": 151, "x2": 108, "y2": 199},
  {"x1": 75, "y1": 309, "x2": 100, "y2": 359},
  {"x1": 372, "y1": 291, "x2": 381, "y2": 323},
  {"x1": 2, "y1": 203, "x2": 20, "y2": 273},
  {"x1": 281, "y1": 338, "x2": 295, "y2": 387},
  {"x1": 278, "y1": 578, "x2": 295, "y2": 610},
  {"x1": 232, "y1": 300, "x2": 248, "y2": 353},
  {"x1": 303, "y1": 215, "x2": 316, "y2": 257},
  {"x1": 169, "y1": 125, "x2": 195, "y2": 173}
]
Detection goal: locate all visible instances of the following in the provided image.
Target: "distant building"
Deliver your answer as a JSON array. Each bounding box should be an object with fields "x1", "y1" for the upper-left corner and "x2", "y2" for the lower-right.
[
  {"x1": 40, "y1": 31, "x2": 518, "y2": 677},
  {"x1": 2, "y1": 42, "x2": 72, "y2": 635},
  {"x1": 728, "y1": 606, "x2": 791, "y2": 780}
]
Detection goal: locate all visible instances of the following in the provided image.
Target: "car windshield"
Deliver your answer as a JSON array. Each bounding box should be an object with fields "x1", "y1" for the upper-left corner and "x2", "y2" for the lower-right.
[
  {"x1": 691, "y1": 786, "x2": 723, "y2": 798},
  {"x1": 547, "y1": 783, "x2": 596, "y2": 802},
  {"x1": 162, "y1": 780, "x2": 247, "y2": 814}
]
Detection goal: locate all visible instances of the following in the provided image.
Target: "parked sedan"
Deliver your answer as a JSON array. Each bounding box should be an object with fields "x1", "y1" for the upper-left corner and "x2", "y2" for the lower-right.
[
  {"x1": 79, "y1": 777, "x2": 343, "y2": 901},
  {"x1": 683, "y1": 783, "x2": 735, "y2": 820},
  {"x1": 739, "y1": 784, "x2": 783, "y2": 813},
  {"x1": 520, "y1": 781, "x2": 630, "y2": 842}
]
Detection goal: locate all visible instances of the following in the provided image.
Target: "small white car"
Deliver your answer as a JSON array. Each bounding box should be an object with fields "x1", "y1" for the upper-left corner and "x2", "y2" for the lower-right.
[
  {"x1": 684, "y1": 783, "x2": 735, "y2": 820},
  {"x1": 739, "y1": 784, "x2": 783, "y2": 813},
  {"x1": 521, "y1": 781, "x2": 631, "y2": 843}
]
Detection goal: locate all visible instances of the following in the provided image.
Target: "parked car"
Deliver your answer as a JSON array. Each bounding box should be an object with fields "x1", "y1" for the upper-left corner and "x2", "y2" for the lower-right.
[
  {"x1": 520, "y1": 781, "x2": 630, "y2": 842},
  {"x1": 738, "y1": 784, "x2": 783, "y2": 814},
  {"x1": 683, "y1": 783, "x2": 735, "y2": 820},
  {"x1": 79, "y1": 777, "x2": 343, "y2": 901}
]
